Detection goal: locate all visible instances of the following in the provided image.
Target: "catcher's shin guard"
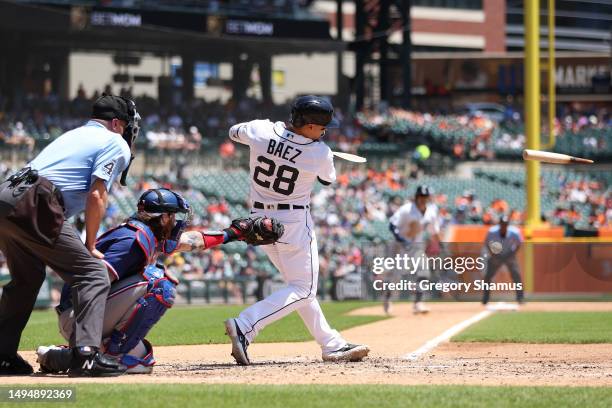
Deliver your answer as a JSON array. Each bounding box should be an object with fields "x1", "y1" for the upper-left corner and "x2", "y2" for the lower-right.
[{"x1": 107, "y1": 277, "x2": 175, "y2": 355}]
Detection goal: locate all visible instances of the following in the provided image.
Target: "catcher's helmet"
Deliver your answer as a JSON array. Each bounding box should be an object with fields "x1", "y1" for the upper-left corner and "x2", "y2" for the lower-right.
[
  {"x1": 137, "y1": 188, "x2": 190, "y2": 216},
  {"x1": 290, "y1": 95, "x2": 339, "y2": 128},
  {"x1": 415, "y1": 185, "x2": 432, "y2": 197},
  {"x1": 137, "y1": 188, "x2": 192, "y2": 255}
]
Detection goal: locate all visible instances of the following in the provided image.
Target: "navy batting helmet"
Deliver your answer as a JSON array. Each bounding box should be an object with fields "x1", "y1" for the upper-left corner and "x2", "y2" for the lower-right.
[
  {"x1": 290, "y1": 95, "x2": 340, "y2": 128},
  {"x1": 415, "y1": 185, "x2": 432, "y2": 197}
]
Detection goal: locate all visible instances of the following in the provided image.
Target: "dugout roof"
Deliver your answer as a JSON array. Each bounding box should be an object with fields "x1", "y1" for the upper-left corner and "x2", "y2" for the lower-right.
[{"x1": 0, "y1": 1, "x2": 344, "y2": 57}]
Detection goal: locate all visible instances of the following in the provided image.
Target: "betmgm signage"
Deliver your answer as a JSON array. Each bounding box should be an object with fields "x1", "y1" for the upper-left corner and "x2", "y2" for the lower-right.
[{"x1": 69, "y1": 6, "x2": 330, "y2": 40}]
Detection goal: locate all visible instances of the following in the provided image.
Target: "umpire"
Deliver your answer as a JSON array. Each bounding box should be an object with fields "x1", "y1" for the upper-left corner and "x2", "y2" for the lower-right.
[
  {"x1": 0, "y1": 94, "x2": 139, "y2": 376},
  {"x1": 481, "y1": 215, "x2": 525, "y2": 305}
]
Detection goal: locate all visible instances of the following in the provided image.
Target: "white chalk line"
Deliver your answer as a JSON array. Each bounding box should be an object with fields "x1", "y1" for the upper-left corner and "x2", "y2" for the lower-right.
[{"x1": 403, "y1": 310, "x2": 492, "y2": 361}]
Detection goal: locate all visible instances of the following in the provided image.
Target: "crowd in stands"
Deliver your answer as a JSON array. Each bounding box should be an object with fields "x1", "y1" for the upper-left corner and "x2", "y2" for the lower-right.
[
  {"x1": 355, "y1": 103, "x2": 612, "y2": 160},
  {"x1": 1, "y1": 90, "x2": 611, "y2": 302},
  {"x1": 1, "y1": 158, "x2": 610, "y2": 303},
  {"x1": 0, "y1": 87, "x2": 371, "y2": 160},
  {"x1": 2, "y1": 88, "x2": 610, "y2": 163},
  {"x1": 0, "y1": 86, "x2": 264, "y2": 154},
  {"x1": 554, "y1": 177, "x2": 612, "y2": 230},
  {"x1": 105, "y1": 165, "x2": 610, "y2": 289}
]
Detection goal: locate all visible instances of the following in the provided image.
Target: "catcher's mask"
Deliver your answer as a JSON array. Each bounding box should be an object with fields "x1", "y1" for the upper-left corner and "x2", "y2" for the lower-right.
[
  {"x1": 119, "y1": 98, "x2": 141, "y2": 186},
  {"x1": 137, "y1": 188, "x2": 192, "y2": 254}
]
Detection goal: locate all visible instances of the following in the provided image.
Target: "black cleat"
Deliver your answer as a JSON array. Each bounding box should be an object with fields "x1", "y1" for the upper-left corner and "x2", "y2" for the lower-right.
[
  {"x1": 36, "y1": 345, "x2": 72, "y2": 374},
  {"x1": 224, "y1": 319, "x2": 250, "y2": 365},
  {"x1": 68, "y1": 347, "x2": 127, "y2": 377},
  {"x1": 0, "y1": 353, "x2": 33, "y2": 376}
]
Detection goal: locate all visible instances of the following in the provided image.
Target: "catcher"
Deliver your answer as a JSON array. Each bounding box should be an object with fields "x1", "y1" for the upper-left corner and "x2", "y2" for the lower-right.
[{"x1": 37, "y1": 188, "x2": 283, "y2": 375}]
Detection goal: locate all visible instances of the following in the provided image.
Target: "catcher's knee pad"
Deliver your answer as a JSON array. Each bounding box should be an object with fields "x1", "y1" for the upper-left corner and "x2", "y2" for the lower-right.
[{"x1": 106, "y1": 276, "x2": 176, "y2": 355}]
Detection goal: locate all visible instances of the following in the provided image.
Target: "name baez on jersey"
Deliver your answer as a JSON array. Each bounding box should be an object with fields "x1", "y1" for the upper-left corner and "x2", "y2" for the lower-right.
[{"x1": 229, "y1": 119, "x2": 336, "y2": 206}]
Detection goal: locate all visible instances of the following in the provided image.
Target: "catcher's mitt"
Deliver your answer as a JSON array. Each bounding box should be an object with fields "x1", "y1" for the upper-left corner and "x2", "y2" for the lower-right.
[{"x1": 225, "y1": 216, "x2": 284, "y2": 246}]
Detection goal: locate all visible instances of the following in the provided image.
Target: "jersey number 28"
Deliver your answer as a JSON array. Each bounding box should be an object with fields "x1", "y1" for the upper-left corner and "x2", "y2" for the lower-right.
[{"x1": 253, "y1": 155, "x2": 299, "y2": 196}]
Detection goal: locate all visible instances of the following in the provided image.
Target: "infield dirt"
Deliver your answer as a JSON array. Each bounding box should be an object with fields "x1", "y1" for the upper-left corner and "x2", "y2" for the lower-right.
[{"x1": 9, "y1": 302, "x2": 612, "y2": 386}]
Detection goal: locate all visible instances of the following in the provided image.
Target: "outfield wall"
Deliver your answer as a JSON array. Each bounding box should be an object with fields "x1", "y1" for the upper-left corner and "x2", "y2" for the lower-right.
[{"x1": 448, "y1": 226, "x2": 612, "y2": 294}]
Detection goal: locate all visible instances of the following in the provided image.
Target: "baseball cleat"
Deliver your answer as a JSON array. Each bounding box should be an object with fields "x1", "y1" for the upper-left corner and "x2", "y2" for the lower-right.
[
  {"x1": 68, "y1": 347, "x2": 127, "y2": 377},
  {"x1": 36, "y1": 345, "x2": 72, "y2": 374},
  {"x1": 322, "y1": 343, "x2": 370, "y2": 362},
  {"x1": 121, "y1": 339, "x2": 155, "y2": 374},
  {"x1": 0, "y1": 353, "x2": 33, "y2": 376},
  {"x1": 413, "y1": 301, "x2": 430, "y2": 314},
  {"x1": 122, "y1": 356, "x2": 154, "y2": 374},
  {"x1": 224, "y1": 319, "x2": 250, "y2": 365}
]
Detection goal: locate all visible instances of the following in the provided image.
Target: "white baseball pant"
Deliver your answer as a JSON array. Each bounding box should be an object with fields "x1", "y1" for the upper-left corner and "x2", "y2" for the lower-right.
[{"x1": 234, "y1": 209, "x2": 346, "y2": 353}]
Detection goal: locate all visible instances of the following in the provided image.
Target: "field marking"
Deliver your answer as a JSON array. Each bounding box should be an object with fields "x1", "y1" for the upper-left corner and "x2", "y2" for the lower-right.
[{"x1": 403, "y1": 310, "x2": 492, "y2": 361}]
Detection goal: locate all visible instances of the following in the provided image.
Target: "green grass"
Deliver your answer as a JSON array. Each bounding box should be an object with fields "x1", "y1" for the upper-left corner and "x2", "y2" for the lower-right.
[
  {"x1": 452, "y1": 312, "x2": 612, "y2": 344},
  {"x1": 19, "y1": 301, "x2": 385, "y2": 350},
  {"x1": 2, "y1": 384, "x2": 612, "y2": 408}
]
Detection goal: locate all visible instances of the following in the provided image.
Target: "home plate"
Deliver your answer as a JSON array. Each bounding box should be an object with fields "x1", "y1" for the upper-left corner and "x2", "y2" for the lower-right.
[{"x1": 486, "y1": 302, "x2": 520, "y2": 312}]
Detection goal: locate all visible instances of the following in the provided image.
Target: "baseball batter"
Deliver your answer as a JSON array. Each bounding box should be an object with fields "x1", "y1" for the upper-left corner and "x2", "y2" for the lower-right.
[
  {"x1": 387, "y1": 185, "x2": 441, "y2": 314},
  {"x1": 224, "y1": 95, "x2": 370, "y2": 364}
]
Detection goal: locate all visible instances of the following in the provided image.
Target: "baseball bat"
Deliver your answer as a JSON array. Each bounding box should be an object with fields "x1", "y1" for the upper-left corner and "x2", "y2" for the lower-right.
[
  {"x1": 332, "y1": 151, "x2": 367, "y2": 163},
  {"x1": 522, "y1": 149, "x2": 594, "y2": 164}
]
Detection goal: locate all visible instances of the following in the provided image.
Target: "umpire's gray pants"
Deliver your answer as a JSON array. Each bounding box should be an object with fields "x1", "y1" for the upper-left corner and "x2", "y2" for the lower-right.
[
  {"x1": 59, "y1": 275, "x2": 148, "y2": 351},
  {"x1": 482, "y1": 255, "x2": 524, "y2": 304},
  {"x1": 0, "y1": 218, "x2": 110, "y2": 353}
]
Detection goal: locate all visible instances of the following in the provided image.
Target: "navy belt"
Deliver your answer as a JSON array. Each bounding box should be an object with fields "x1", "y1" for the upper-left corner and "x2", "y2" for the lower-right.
[{"x1": 253, "y1": 201, "x2": 309, "y2": 210}]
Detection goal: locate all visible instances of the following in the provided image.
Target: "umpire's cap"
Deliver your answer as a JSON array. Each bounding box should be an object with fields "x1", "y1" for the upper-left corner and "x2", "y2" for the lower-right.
[
  {"x1": 92, "y1": 94, "x2": 134, "y2": 122},
  {"x1": 290, "y1": 95, "x2": 340, "y2": 128},
  {"x1": 137, "y1": 188, "x2": 190, "y2": 216},
  {"x1": 415, "y1": 185, "x2": 433, "y2": 197}
]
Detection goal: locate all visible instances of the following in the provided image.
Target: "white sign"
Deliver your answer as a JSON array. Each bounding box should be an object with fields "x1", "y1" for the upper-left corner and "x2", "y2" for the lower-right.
[
  {"x1": 226, "y1": 20, "x2": 274, "y2": 36},
  {"x1": 91, "y1": 11, "x2": 142, "y2": 27},
  {"x1": 555, "y1": 64, "x2": 608, "y2": 88}
]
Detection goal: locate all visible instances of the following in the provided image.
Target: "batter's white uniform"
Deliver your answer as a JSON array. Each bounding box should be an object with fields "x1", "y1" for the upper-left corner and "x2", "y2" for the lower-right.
[
  {"x1": 229, "y1": 120, "x2": 346, "y2": 353},
  {"x1": 389, "y1": 201, "x2": 440, "y2": 278}
]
